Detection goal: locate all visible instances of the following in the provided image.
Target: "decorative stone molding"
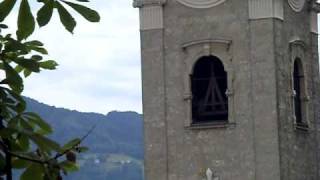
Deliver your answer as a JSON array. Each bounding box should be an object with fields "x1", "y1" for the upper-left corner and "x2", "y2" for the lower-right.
[
  {"x1": 249, "y1": 0, "x2": 283, "y2": 20},
  {"x1": 310, "y1": 2, "x2": 320, "y2": 34},
  {"x1": 310, "y1": 11, "x2": 318, "y2": 33},
  {"x1": 181, "y1": 38, "x2": 235, "y2": 127},
  {"x1": 133, "y1": 0, "x2": 166, "y2": 30},
  {"x1": 288, "y1": 0, "x2": 305, "y2": 12},
  {"x1": 139, "y1": 6, "x2": 163, "y2": 30},
  {"x1": 133, "y1": 0, "x2": 166, "y2": 8},
  {"x1": 289, "y1": 39, "x2": 311, "y2": 129},
  {"x1": 182, "y1": 39, "x2": 232, "y2": 51},
  {"x1": 176, "y1": 0, "x2": 226, "y2": 9}
]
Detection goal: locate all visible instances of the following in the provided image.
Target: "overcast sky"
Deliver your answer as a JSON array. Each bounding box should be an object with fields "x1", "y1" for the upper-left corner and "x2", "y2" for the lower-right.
[{"x1": 5, "y1": 0, "x2": 142, "y2": 114}]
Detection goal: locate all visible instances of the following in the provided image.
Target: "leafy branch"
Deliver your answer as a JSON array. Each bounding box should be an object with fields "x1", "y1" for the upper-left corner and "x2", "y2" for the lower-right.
[{"x1": 0, "y1": 0, "x2": 100, "y2": 179}]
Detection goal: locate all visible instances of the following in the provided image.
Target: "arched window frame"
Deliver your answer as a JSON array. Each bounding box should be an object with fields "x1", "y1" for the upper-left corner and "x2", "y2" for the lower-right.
[
  {"x1": 191, "y1": 56, "x2": 228, "y2": 124},
  {"x1": 289, "y1": 39, "x2": 310, "y2": 130},
  {"x1": 181, "y1": 39, "x2": 235, "y2": 128}
]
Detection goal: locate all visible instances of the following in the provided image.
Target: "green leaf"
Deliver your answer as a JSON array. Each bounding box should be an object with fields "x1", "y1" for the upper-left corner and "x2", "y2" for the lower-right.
[
  {"x1": 30, "y1": 134, "x2": 61, "y2": 152},
  {"x1": 60, "y1": 161, "x2": 79, "y2": 172},
  {"x1": 0, "y1": 0, "x2": 17, "y2": 22},
  {"x1": 23, "y1": 112, "x2": 53, "y2": 134},
  {"x1": 3, "y1": 87, "x2": 26, "y2": 112},
  {"x1": 17, "y1": 134, "x2": 30, "y2": 151},
  {"x1": 62, "y1": 1, "x2": 100, "y2": 22},
  {"x1": 37, "y1": 0, "x2": 54, "y2": 27},
  {"x1": 12, "y1": 158, "x2": 29, "y2": 169},
  {"x1": 62, "y1": 138, "x2": 81, "y2": 151},
  {"x1": 2, "y1": 61, "x2": 23, "y2": 93},
  {"x1": 15, "y1": 65, "x2": 23, "y2": 73},
  {"x1": 31, "y1": 55, "x2": 43, "y2": 61},
  {"x1": 20, "y1": 118, "x2": 34, "y2": 131},
  {"x1": 0, "y1": 24, "x2": 8, "y2": 28},
  {"x1": 39, "y1": 60, "x2": 58, "y2": 70},
  {"x1": 13, "y1": 58, "x2": 40, "y2": 72},
  {"x1": 56, "y1": 1, "x2": 76, "y2": 33},
  {"x1": 31, "y1": 47, "x2": 48, "y2": 54},
  {"x1": 25, "y1": 40, "x2": 44, "y2": 47},
  {"x1": 21, "y1": 163, "x2": 44, "y2": 180},
  {"x1": 17, "y1": 0, "x2": 35, "y2": 40},
  {"x1": 23, "y1": 69, "x2": 31, "y2": 78},
  {"x1": 0, "y1": 128, "x2": 17, "y2": 138},
  {"x1": 77, "y1": 146, "x2": 88, "y2": 153}
]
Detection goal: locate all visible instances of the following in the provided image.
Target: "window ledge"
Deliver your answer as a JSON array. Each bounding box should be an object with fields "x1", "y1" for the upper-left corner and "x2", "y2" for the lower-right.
[
  {"x1": 186, "y1": 122, "x2": 236, "y2": 130},
  {"x1": 295, "y1": 124, "x2": 310, "y2": 132}
]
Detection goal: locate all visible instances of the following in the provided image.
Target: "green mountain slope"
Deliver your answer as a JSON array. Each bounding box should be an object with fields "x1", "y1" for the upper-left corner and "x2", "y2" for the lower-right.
[{"x1": 23, "y1": 97, "x2": 144, "y2": 180}]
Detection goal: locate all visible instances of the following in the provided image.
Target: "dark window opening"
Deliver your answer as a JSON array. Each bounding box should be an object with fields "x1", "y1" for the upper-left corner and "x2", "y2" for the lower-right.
[
  {"x1": 293, "y1": 59, "x2": 307, "y2": 127},
  {"x1": 191, "y1": 56, "x2": 228, "y2": 124}
]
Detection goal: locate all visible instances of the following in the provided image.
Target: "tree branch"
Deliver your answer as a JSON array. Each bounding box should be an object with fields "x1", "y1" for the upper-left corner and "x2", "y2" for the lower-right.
[{"x1": 52, "y1": 125, "x2": 96, "y2": 160}]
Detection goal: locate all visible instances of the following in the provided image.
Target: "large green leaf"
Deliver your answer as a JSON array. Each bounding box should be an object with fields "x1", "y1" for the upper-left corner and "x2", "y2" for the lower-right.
[
  {"x1": 60, "y1": 161, "x2": 79, "y2": 172},
  {"x1": 62, "y1": 1, "x2": 100, "y2": 22},
  {"x1": 17, "y1": 0, "x2": 35, "y2": 40},
  {"x1": 12, "y1": 158, "x2": 29, "y2": 169},
  {"x1": 37, "y1": 0, "x2": 54, "y2": 27},
  {"x1": 31, "y1": 55, "x2": 43, "y2": 61},
  {"x1": 61, "y1": 138, "x2": 81, "y2": 151},
  {"x1": 77, "y1": 146, "x2": 89, "y2": 153},
  {"x1": 20, "y1": 163, "x2": 44, "y2": 180},
  {"x1": 17, "y1": 134, "x2": 30, "y2": 152},
  {"x1": 23, "y1": 69, "x2": 31, "y2": 78},
  {"x1": 39, "y1": 60, "x2": 58, "y2": 70},
  {"x1": 13, "y1": 58, "x2": 40, "y2": 72},
  {"x1": 23, "y1": 112, "x2": 53, "y2": 134},
  {"x1": 3, "y1": 87, "x2": 26, "y2": 112},
  {"x1": 56, "y1": 2, "x2": 76, "y2": 33},
  {"x1": 0, "y1": 0, "x2": 17, "y2": 22},
  {"x1": 30, "y1": 134, "x2": 61, "y2": 152},
  {"x1": 30, "y1": 47, "x2": 48, "y2": 54},
  {"x1": 2, "y1": 62, "x2": 23, "y2": 93},
  {"x1": 24, "y1": 40, "x2": 44, "y2": 47}
]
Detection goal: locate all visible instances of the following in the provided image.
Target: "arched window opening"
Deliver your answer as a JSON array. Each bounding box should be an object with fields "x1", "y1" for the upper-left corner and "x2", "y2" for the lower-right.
[
  {"x1": 191, "y1": 56, "x2": 228, "y2": 124},
  {"x1": 293, "y1": 58, "x2": 307, "y2": 128}
]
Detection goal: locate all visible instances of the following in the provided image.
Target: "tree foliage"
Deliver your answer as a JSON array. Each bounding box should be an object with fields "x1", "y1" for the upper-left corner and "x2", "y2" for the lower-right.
[{"x1": 0, "y1": 0, "x2": 100, "y2": 179}]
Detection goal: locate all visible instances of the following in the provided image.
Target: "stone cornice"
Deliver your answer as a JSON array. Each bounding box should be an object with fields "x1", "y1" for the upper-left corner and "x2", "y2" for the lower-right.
[{"x1": 133, "y1": 0, "x2": 166, "y2": 8}]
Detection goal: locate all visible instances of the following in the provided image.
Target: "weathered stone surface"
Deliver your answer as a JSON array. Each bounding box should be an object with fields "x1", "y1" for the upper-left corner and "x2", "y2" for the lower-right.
[{"x1": 135, "y1": 0, "x2": 320, "y2": 179}]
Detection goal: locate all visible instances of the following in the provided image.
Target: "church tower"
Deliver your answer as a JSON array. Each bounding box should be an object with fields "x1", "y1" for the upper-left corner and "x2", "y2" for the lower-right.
[{"x1": 134, "y1": 0, "x2": 320, "y2": 179}]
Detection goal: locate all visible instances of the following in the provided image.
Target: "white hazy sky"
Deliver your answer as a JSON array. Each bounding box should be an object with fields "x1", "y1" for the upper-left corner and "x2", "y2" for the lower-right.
[{"x1": 5, "y1": 0, "x2": 142, "y2": 114}]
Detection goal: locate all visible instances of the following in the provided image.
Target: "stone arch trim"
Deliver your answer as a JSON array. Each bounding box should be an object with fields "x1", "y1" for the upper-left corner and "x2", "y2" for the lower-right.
[
  {"x1": 181, "y1": 38, "x2": 235, "y2": 128},
  {"x1": 176, "y1": 0, "x2": 226, "y2": 9},
  {"x1": 289, "y1": 39, "x2": 310, "y2": 129},
  {"x1": 288, "y1": 0, "x2": 306, "y2": 12}
]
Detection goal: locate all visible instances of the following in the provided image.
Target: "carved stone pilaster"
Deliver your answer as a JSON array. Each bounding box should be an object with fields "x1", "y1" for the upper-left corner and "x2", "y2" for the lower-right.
[
  {"x1": 249, "y1": 0, "x2": 284, "y2": 20},
  {"x1": 133, "y1": 0, "x2": 166, "y2": 30},
  {"x1": 310, "y1": 2, "x2": 320, "y2": 34}
]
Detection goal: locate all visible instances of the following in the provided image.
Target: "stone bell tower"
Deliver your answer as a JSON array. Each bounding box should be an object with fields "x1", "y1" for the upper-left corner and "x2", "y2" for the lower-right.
[{"x1": 134, "y1": 0, "x2": 320, "y2": 179}]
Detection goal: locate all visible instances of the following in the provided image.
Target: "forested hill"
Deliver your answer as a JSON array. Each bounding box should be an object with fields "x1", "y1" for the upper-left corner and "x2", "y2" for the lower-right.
[{"x1": 24, "y1": 97, "x2": 144, "y2": 180}]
